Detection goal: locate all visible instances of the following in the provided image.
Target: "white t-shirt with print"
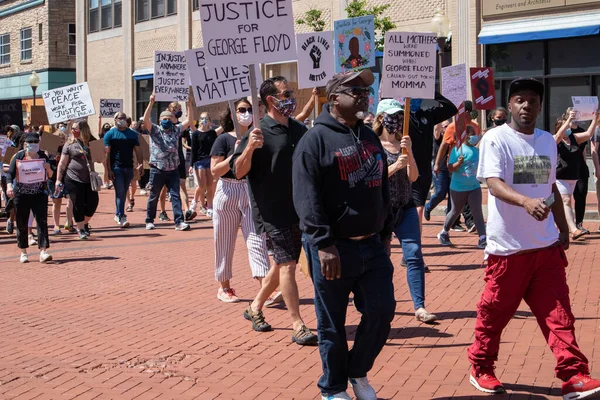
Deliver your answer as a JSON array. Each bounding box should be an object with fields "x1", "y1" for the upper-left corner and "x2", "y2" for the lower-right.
[{"x1": 477, "y1": 124, "x2": 559, "y2": 256}]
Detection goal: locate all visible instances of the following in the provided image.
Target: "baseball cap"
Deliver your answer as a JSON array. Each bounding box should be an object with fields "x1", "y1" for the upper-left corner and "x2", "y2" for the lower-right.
[
  {"x1": 377, "y1": 99, "x2": 404, "y2": 115},
  {"x1": 326, "y1": 69, "x2": 375, "y2": 100},
  {"x1": 508, "y1": 78, "x2": 544, "y2": 101},
  {"x1": 23, "y1": 132, "x2": 40, "y2": 143},
  {"x1": 160, "y1": 111, "x2": 173, "y2": 119}
]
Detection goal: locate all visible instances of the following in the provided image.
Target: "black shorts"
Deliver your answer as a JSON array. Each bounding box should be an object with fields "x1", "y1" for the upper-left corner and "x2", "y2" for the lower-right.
[
  {"x1": 266, "y1": 225, "x2": 303, "y2": 265},
  {"x1": 178, "y1": 162, "x2": 187, "y2": 179},
  {"x1": 412, "y1": 173, "x2": 433, "y2": 207}
]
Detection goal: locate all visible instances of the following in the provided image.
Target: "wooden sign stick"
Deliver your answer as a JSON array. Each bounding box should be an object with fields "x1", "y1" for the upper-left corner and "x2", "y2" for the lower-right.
[{"x1": 401, "y1": 97, "x2": 411, "y2": 155}]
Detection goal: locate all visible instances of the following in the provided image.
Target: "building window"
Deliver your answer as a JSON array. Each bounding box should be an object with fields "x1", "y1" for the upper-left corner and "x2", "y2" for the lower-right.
[
  {"x1": 20, "y1": 28, "x2": 32, "y2": 62},
  {"x1": 136, "y1": 0, "x2": 177, "y2": 22},
  {"x1": 68, "y1": 24, "x2": 76, "y2": 56},
  {"x1": 0, "y1": 33, "x2": 9, "y2": 65},
  {"x1": 193, "y1": 0, "x2": 199, "y2": 11},
  {"x1": 38, "y1": 23, "x2": 43, "y2": 42},
  {"x1": 89, "y1": 0, "x2": 122, "y2": 33}
]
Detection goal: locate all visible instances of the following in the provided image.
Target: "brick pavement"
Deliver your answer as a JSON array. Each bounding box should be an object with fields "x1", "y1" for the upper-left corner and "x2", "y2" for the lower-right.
[{"x1": 1, "y1": 189, "x2": 600, "y2": 400}]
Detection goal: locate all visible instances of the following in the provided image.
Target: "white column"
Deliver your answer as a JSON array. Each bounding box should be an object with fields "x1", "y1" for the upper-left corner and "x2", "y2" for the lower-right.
[
  {"x1": 123, "y1": 0, "x2": 134, "y2": 116},
  {"x1": 456, "y1": 0, "x2": 470, "y2": 66},
  {"x1": 179, "y1": 0, "x2": 192, "y2": 51},
  {"x1": 75, "y1": 0, "x2": 87, "y2": 83}
]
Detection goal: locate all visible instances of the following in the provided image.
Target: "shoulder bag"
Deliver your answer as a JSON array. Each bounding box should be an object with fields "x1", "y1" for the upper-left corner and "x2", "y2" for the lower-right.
[{"x1": 76, "y1": 141, "x2": 103, "y2": 192}]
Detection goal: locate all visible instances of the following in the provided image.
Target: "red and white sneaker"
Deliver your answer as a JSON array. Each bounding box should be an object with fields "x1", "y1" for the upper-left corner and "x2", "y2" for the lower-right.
[
  {"x1": 562, "y1": 373, "x2": 600, "y2": 399},
  {"x1": 217, "y1": 288, "x2": 240, "y2": 303},
  {"x1": 470, "y1": 365, "x2": 505, "y2": 394}
]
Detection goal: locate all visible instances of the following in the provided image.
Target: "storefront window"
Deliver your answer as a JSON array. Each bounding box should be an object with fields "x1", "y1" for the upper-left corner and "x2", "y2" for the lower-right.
[
  {"x1": 547, "y1": 76, "x2": 591, "y2": 132},
  {"x1": 487, "y1": 42, "x2": 544, "y2": 79},
  {"x1": 548, "y1": 36, "x2": 600, "y2": 75}
]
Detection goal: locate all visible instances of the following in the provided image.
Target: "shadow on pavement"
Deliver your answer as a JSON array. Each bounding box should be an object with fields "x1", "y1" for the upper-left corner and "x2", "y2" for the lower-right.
[
  {"x1": 373, "y1": 326, "x2": 454, "y2": 342},
  {"x1": 52, "y1": 256, "x2": 120, "y2": 264},
  {"x1": 97, "y1": 233, "x2": 162, "y2": 239},
  {"x1": 432, "y1": 395, "x2": 550, "y2": 399},
  {"x1": 504, "y1": 382, "x2": 560, "y2": 397},
  {"x1": 426, "y1": 250, "x2": 470, "y2": 257}
]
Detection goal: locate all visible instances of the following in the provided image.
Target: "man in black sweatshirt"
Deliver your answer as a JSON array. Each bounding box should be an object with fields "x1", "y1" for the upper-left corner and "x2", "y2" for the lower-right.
[{"x1": 292, "y1": 69, "x2": 395, "y2": 400}]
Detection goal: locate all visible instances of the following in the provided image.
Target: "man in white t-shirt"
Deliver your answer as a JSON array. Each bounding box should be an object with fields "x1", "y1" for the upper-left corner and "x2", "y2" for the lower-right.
[{"x1": 468, "y1": 78, "x2": 600, "y2": 399}]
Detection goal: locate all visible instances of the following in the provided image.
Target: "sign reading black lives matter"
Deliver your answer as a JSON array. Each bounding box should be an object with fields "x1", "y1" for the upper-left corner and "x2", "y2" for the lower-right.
[
  {"x1": 296, "y1": 31, "x2": 334, "y2": 89},
  {"x1": 381, "y1": 32, "x2": 437, "y2": 100},
  {"x1": 99, "y1": 99, "x2": 123, "y2": 118},
  {"x1": 154, "y1": 51, "x2": 189, "y2": 102},
  {"x1": 185, "y1": 47, "x2": 262, "y2": 107},
  {"x1": 0, "y1": 99, "x2": 24, "y2": 130},
  {"x1": 42, "y1": 83, "x2": 96, "y2": 125},
  {"x1": 198, "y1": 0, "x2": 297, "y2": 66}
]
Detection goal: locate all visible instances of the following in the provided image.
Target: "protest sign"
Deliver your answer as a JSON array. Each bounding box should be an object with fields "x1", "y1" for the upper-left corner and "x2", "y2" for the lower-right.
[
  {"x1": 381, "y1": 32, "x2": 437, "y2": 100},
  {"x1": 89, "y1": 139, "x2": 105, "y2": 164},
  {"x1": 0, "y1": 99, "x2": 24, "y2": 130},
  {"x1": 0, "y1": 136, "x2": 7, "y2": 157},
  {"x1": 42, "y1": 83, "x2": 95, "y2": 125},
  {"x1": 99, "y1": 99, "x2": 123, "y2": 118},
  {"x1": 140, "y1": 134, "x2": 150, "y2": 162},
  {"x1": 2, "y1": 146, "x2": 18, "y2": 164},
  {"x1": 154, "y1": 51, "x2": 189, "y2": 102},
  {"x1": 442, "y1": 64, "x2": 467, "y2": 108},
  {"x1": 454, "y1": 102, "x2": 467, "y2": 150},
  {"x1": 368, "y1": 73, "x2": 380, "y2": 116},
  {"x1": 39, "y1": 133, "x2": 62, "y2": 154},
  {"x1": 296, "y1": 32, "x2": 335, "y2": 89},
  {"x1": 16, "y1": 159, "x2": 46, "y2": 184},
  {"x1": 30, "y1": 105, "x2": 49, "y2": 126},
  {"x1": 198, "y1": 0, "x2": 297, "y2": 66},
  {"x1": 572, "y1": 96, "x2": 599, "y2": 121},
  {"x1": 333, "y1": 16, "x2": 375, "y2": 73},
  {"x1": 470, "y1": 68, "x2": 496, "y2": 110}
]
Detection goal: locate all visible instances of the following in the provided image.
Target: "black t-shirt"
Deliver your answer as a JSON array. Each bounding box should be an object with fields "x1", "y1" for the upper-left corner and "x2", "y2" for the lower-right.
[
  {"x1": 178, "y1": 129, "x2": 190, "y2": 166},
  {"x1": 557, "y1": 134, "x2": 582, "y2": 180},
  {"x1": 210, "y1": 132, "x2": 237, "y2": 180},
  {"x1": 192, "y1": 129, "x2": 218, "y2": 163}
]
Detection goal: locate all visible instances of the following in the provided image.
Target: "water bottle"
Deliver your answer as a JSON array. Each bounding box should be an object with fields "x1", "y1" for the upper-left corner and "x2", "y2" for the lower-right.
[{"x1": 188, "y1": 174, "x2": 195, "y2": 189}]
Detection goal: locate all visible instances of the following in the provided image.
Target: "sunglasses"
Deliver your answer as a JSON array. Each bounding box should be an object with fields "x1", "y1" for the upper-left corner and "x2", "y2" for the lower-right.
[
  {"x1": 271, "y1": 90, "x2": 294, "y2": 99},
  {"x1": 26, "y1": 140, "x2": 40, "y2": 144},
  {"x1": 337, "y1": 86, "x2": 370, "y2": 97},
  {"x1": 237, "y1": 107, "x2": 253, "y2": 114}
]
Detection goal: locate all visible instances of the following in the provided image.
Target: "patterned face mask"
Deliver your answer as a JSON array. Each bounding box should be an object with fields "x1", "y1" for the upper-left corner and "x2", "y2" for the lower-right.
[
  {"x1": 274, "y1": 97, "x2": 297, "y2": 118},
  {"x1": 382, "y1": 113, "x2": 402, "y2": 135}
]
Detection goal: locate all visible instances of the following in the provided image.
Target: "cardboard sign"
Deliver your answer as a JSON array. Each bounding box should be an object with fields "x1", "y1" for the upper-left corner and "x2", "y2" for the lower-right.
[
  {"x1": 39, "y1": 133, "x2": 62, "y2": 154},
  {"x1": 333, "y1": 16, "x2": 376, "y2": 73},
  {"x1": 140, "y1": 134, "x2": 150, "y2": 162},
  {"x1": 42, "y1": 83, "x2": 95, "y2": 124},
  {"x1": 381, "y1": 32, "x2": 437, "y2": 100},
  {"x1": 0, "y1": 136, "x2": 7, "y2": 157},
  {"x1": 296, "y1": 32, "x2": 335, "y2": 89},
  {"x1": 198, "y1": 0, "x2": 297, "y2": 66},
  {"x1": 442, "y1": 64, "x2": 468, "y2": 108},
  {"x1": 30, "y1": 105, "x2": 49, "y2": 126},
  {"x1": 99, "y1": 99, "x2": 123, "y2": 118},
  {"x1": 2, "y1": 146, "x2": 18, "y2": 164},
  {"x1": 368, "y1": 73, "x2": 380, "y2": 116},
  {"x1": 470, "y1": 68, "x2": 496, "y2": 110},
  {"x1": 16, "y1": 159, "x2": 46, "y2": 184},
  {"x1": 0, "y1": 99, "x2": 24, "y2": 130},
  {"x1": 572, "y1": 96, "x2": 599, "y2": 121},
  {"x1": 89, "y1": 139, "x2": 105, "y2": 163},
  {"x1": 454, "y1": 102, "x2": 467, "y2": 148},
  {"x1": 154, "y1": 51, "x2": 189, "y2": 102}
]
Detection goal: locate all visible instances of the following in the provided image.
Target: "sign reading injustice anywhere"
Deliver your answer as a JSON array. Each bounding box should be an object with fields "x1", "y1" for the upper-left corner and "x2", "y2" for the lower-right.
[
  {"x1": 154, "y1": 51, "x2": 189, "y2": 102},
  {"x1": 381, "y1": 32, "x2": 437, "y2": 99},
  {"x1": 296, "y1": 32, "x2": 334, "y2": 89},
  {"x1": 99, "y1": 99, "x2": 123, "y2": 118},
  {"x1": 198, "y1": 0, "x2": 297, "y2": 66},
  {"x1": 441, "y1": 64, "x2": 467, "y2": 108},
  {"x1": 333, "y1": 16, "x2": 375, "y2": 73},
  {"x1": 0, "y1": 99, "x2": 24, "y2": 130},
  {"x1": 572, "y1": 96, "x2": 599, "y2": 121},
  {"x1": 42, "y1": 83, "x2": 95, "y2": 125},
  {"x1": 470, "y1": 67, "x2": 496, "y2": 110}
]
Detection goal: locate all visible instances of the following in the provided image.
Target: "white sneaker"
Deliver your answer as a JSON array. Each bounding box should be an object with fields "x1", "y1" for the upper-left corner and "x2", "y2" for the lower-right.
[
  {"x1": 175, "y1": 222, "x2": 190, "y2": 231},
  {"x1": 322, "y1": 391, "x2": 352, "y2": 400},
  {"x1": 206, "y1": 209, "x2": 213, "y2": 218},
  {"x1": 120, "y1": 216, "x2": 130, "y2": 228},
  {"x1": 28, "y1": 234, "x2": 37, "y2": 246},
  {"x1": 190, "y1": 200, "x2": 197, "y2": 212},
  {"x1": 20, "y1": 253, "x2": 29, "y2": 263},
  {"x1": 146, "y1": 222, "x2": 155, "y2": 230},
  {"x1": 39, "y1": 249, "x2": 52, "y2": 263},
  {"x1": 140, "y1": 189, "x2": 147, "y2": 196},
  {"x1": 114, "y1": 215, "x2": 121, "y2": 225},
  {"x1": 349, "y1": 377, "x2": 377, "y2": 400}
]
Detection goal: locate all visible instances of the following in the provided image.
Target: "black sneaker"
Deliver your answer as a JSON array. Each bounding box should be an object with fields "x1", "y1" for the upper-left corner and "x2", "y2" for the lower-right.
[
  {"x1": 424, "y1": 206, "x2": 431, "y2": 221},
  {"x1": 184, "y1": 210, "x2": 197, "y2": 221},
  {"x1": 478, "y1": 237, "x2": 487, "y2": 249},
  {"x1": 6, "y1": 220, "x2": 14, "y2": 234},
  {"x1": 576, "y1": 223, "x2": 590, "y2": 235},
  {"x1": 438, "y1": 231, "x2": 452, "y2": 246},
  {"x1": 451, "y1": 223, "x2": 466, "y2": 232},
  {"x1": 78, "y1": 230, "x2": 88, "y2": 240},
  {"x1": 159, "y1": 211, "x2": 170, "y2": 221},
  {"x1": 400, "y1": 258, "x2": 407, "y2": 267},
  {"x1": 243, "y1": 305, "x2": 272, "y2": 332},
  {"x1": 83, "y1": 224, "x2": 91, "y2": 236}
]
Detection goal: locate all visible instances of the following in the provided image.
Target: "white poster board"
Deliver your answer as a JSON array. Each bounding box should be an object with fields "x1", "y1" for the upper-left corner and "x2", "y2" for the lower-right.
[
  {"x1": 154, "y1": 51, "x2": 189, "y2": 102},
  {"x1": 16, "y1": 159, "x2": 46, "y2": 184},
  {"x1": 99, "y1": 99, "x2": 123, "y2": 118},
  {"x1": 572, "y1": 96, "x2": 598, "y2": 121},
  {"x1": 0, "y1": 136, "x2": 7, "y2": 157},
  {"x1": 381, "y1": 32, "x2": 437, "y2": 100},
  {"x1": 41, "y1": 83, "x2": 95, "y2": 125},
  {"x1": 198, "y1": 0, "x2": 297, "y2": 66},
  {"x1": 296, "y1": 32, "x2": 335, "y2": 89},
  {"x1": 441, "y1": 64, "x2": 467, "y2": 108}
]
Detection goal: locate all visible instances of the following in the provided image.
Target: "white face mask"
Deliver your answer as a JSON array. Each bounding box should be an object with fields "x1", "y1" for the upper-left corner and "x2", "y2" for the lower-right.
[
  {"x1": 238, "y1": 112, "x2": 253, "y2": 127},
  {"x1": 26, "y1": 143, "x2": 40, "y2": 153}
]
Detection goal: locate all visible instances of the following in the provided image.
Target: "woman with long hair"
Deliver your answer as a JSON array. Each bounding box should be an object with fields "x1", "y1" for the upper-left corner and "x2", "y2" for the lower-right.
[
  {"x1": 48, "y1": 131, "x2": 75, "y2": 234},
  {"x1": 55, "y1": 121, "x2": 100, "y2": 240},
  {"x1": 190, "y1": 111, "x2": 218, "y2": 218}
]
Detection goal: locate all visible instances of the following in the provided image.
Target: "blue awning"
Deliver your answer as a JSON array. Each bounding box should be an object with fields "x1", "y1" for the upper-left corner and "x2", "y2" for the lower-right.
[
  {"x1": 479, "y1": 12, "x2": 600, "y2": 44},
  {"x1": 132, "y1": 67, "x2": 153, "y2": 81}
]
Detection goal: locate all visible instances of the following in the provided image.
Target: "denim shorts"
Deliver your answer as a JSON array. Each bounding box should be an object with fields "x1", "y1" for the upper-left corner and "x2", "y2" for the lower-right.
[{"x1": 194, "y1": 158, "x2": 211, "y2": 170}]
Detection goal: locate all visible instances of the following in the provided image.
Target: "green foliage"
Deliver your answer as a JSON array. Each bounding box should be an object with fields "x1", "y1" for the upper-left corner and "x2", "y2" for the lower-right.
[
  {"x1": 345, "y1": 0, "x2": 396, "y2": 52},
  {"x1": 296, "y1": 9, "x2": 326, "y2": 32}
]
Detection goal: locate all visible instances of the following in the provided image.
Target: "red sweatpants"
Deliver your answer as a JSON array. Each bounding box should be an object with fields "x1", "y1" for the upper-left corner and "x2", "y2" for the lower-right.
[{"x1": 468, "y1": 244, "x2": 589, "y2": 381}]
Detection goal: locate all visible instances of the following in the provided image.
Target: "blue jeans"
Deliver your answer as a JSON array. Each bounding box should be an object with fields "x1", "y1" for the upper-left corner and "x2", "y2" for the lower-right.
[
  {"x1": 146, "y1": 167, "x2": 183, "y2": 225},
  {"x1": 303, "y1": 234, "x2": 395, "y2": 395},
  {"x1": 393, "y1": 206, "x2": 425, "y2": 310},
  {"x1": 112, "y1": 166, "x2": 134, "y2": 218},
  {"x1": 425, "y1": 169, "x2": 450, "y2": 214}
]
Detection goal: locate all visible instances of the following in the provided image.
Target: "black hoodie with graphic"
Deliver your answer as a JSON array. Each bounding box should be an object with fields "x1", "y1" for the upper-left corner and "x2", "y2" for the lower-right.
[{"x1": 292, "y1": 105, "x2": 393, "y2": 250}]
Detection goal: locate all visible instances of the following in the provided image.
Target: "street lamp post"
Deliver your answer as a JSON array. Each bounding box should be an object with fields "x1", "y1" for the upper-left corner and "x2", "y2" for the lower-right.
[
  {"x1": 431, "y1": 8, "x2": 451, "y2": 89},
  {"x1": 29, "y1": 71, "x2": 40, "y2": 106}
]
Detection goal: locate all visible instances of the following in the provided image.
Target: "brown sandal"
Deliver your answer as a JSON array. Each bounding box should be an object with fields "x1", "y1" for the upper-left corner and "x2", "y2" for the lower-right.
[
  {"x1": 243, "y1": 305, "x2": 272, "y2": 332},
  {"x1": 292, "y1": 325, "x2": 318, "y2": 346}
]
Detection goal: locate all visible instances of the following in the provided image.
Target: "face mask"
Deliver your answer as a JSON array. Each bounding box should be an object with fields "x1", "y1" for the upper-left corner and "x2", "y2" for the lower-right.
[
  {"x1": 468, "y1": 135, "x2": 480, "y2": 146},
  {"x1": 174, "y1": 111, "x2": 183, "y2": 119},
  {"x1": 565, "y1": 129, "x2": 572, "y2": 137},
  {"x1": 115, "y1": 120, "x2": 126, "y2": 129},
  {"x1": 493, "y1": 119, "x2": 506, "y2": 126},
  {"x1": 382, "y1": 113, "x2": 402, "y2": 135},
  {"x1": 200, "y1": 118, "x2": 209, "y2": 127},
  {"x1": 409, "y1": 99, "x2": 423, "y2": 112},
  {"x1": 59, "y1": 126, "x2": 66, "y2": 132},
  {"x1": 161, "y1": 119, "x2": 173, "y2": 130},
  {"x1": 274, "y1": 97, "x2": 297, "y2": 118},
  {"x1": 238, "y1": 112, "x2": 253, "y2": 127},
  {"x1": 26, "y1": 143, "x2": 39, "y2": 153},
  {"x1": 72, "y1": 129, "x2": 81, "y2": 138}
]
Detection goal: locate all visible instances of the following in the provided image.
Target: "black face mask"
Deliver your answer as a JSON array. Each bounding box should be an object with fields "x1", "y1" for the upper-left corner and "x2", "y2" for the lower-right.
[
  {"x1": 493, "y1": 119, "x2": 507, "y2": 126},
  {"x1": 364, "y1": 122, "x2": 373, "y2": 128}
]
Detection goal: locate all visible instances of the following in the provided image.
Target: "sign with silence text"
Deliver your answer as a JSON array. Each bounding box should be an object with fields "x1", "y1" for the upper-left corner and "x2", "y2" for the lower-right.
[
  {"x1": 470, "y1": 67, "x2": 496, "y2": 110},
  {"x1": 441, "y1": 64, "x2": 467, "y2": 108},
  {"x1": 42, "y1": 83, "x2": 95, "y2": 125},
  {"x1": 198, "y1": 0, "x2": 297, "y2": 66},
  {"x1": 381, "y1": 32, "x2": 437, "y2": 100},
  {"x1": 154, "y1": 51, "x2": 189, "y2": 102},
  {"x1": 572, "y1": 96, "x2": 598, "y2": 121},
  {"x1": 296, "y1": 32, "x2": 335, "y2": 89},
  {"x1": 99, "y1": 99, "x2": 123, "y2": 118},
  {"x1": 0, "y1": 99, "x2": 24, "y2": 130},
  {"x1": 333, "y1": 16, "x2": 376, "y2": 73}
]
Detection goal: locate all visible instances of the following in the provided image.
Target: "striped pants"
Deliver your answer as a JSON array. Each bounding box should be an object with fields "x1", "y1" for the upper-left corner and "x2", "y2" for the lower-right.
[{"x1": 213, "y1": 178, "x2": 270, "y2": 282}]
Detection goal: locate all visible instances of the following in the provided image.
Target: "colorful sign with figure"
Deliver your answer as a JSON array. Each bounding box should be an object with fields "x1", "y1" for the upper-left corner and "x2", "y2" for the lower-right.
[
  {"x1": 333, "y1": 15, "x2": 375, "y2": 73},
  {"x1": 296, "y1": 31, "x2": 335, "y2": 89},
  {"x1": 470, "y1": 67, "x2": 496, "y2": 110}
]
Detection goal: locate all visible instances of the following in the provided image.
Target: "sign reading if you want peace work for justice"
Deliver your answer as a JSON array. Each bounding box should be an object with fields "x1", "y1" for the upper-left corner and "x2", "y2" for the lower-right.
[
  {"x1": 198, "y1": 0, "x2": 297, "y2": 66},
  {"x1": 381, "y1": 32, "x2": 437, "y2": 100},
  {"x1": 154, "y1": 51, "x2": 189, "y2": 102},
  {"x1": 42, "y1": 83, "x2": 95, "y2": 125}
]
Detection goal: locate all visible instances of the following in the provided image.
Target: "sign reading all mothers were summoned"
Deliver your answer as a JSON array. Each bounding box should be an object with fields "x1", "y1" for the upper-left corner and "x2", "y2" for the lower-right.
[
  {"x1": 198, "y1": 0, "x2": 297, "y2": 66},
  {"x1": 42, "y1": 83, "x2": 95, "y2": 125},
  {"x1": 381, "y1": 32, "x2": 437, "y2": 100}
]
